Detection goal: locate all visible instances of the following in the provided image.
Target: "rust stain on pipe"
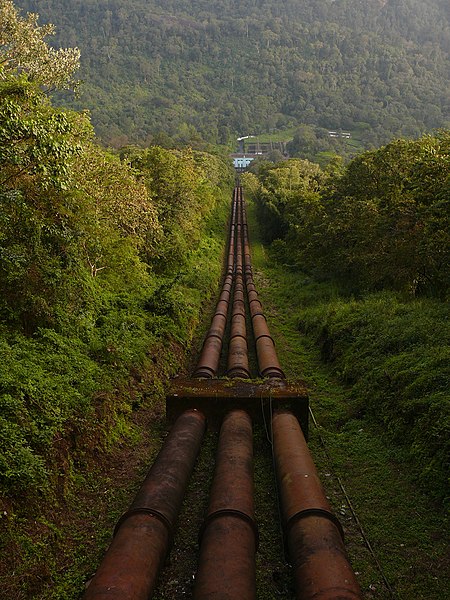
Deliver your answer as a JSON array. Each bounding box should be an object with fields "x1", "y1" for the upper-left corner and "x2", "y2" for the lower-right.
[
  {"x1": 194, "y1": 410, "x2": 257, "y2": 600},
  {"x1": 84, "y1": 409, "x2": 206, "y2": 600},
  {"x1": 272, "y1": 410, "x2": 362, "y2": 600},
  {"x1": 227, "y1": 337, "x2": 251, "y2": 378}
]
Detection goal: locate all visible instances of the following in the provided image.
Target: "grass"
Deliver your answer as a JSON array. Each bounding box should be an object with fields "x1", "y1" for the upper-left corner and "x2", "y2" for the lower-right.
[
  {"x1": 245, "y1": 195, "x2": 449, "y2": 599},
  {"x1": 249, "y1": 127, "x2": 297, "y2": 143}
]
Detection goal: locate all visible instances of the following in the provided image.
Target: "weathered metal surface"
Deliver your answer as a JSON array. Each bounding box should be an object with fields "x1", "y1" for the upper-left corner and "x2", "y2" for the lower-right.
[
  {"x1": 84, "y1": 409, "x2": 206, "y2": 600},
  {"x1": 193, "y1": 336, "x2": 223, "y2": 378},
  {"x1": 249, "y1": 299, "x2": 264, "y2": 317},
  {"x1": 230, "y1": 313, "x2": 247, "y2": 340},
  {"x1": 252, "y1": 314, "x2": 271, "y2": 340},
  {"x1": 255, "y1": 336, "x2": 286, "y2": 379},
  {"x1": 194, "y1": 410, "x2": 256, "y2": 600},
  {"x1": 193, "y1": 191, "x2": 237, "y2": 378},
  {"x1": 167, "y1": 378, "x2": 308, "y2": 434},
  {"x1": 207, "y1": 313, "x2": 227, "y2": 340},
  {"x1": 247, "y1": 289, "x2": 259, "y2": 302},
  {"x1": 237, "y1": 187, "x2": 285, "y2": 380},
  {"x1": 232, "y1": 300, "x2": 246, "y2": 317},
  {"x1": 227, "y1": 211, "x2": 250, "y2": 377},
  {"x1": 227, "y1": 335, "x2": 251, "y2": 378},
  {"x1": 272, "y1": 410, "x2": 362, "y2": 600}
]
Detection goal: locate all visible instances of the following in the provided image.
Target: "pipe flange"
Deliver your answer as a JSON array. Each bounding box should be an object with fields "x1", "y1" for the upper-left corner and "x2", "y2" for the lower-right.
[
  {"x1": 114, "y1": 507, "x2": 174, "y2": 541},
  {"x1": 254, "y1": 333, "x2": 274, "y2": 344},
  {"x1": 286, "y1": 508, "x2": 345, "y2": 542},
  {"x1": 192, "y1": 367, "x2": 215, "y2": 379},
  {"x1": 251, "y1": 312, "x2": 267, "y2": 321},
  {"x1": 229, "y1": 333, "x2": 248, "y2": 342},
  {"x1": 198, "y1": 509, "x2": 260, "y2": 551},
  {"x1": 214, "y1": 310, "x2": 228, "y2": 318}
]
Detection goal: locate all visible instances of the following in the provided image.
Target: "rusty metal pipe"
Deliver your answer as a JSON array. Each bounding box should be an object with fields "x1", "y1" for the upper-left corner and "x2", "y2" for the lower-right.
[
  {"x1": 232, "y1": 302, "x2": 246, "y2": 318},
  {"x1": 236, "y1": 188, "x2": 285, "y2": 379},
  {"x1": 207, "y1": 313, "x2": 227, "y2": 340},
  {"x1": 252, "y1": 313, "x2": 271, "y2": 339},
  {"x1": 193, "y1": 337, "x2": 223, "y2": 378},
  {"x1": 218, "y1": 290, "x2": 231, "y2": 304},
  {"x1": 227, "y1": 335, "x2": 251, "y2": 378},
  {"x1": 249, "y1": 301, "x2": 264, "y2": 318},
  {"x1": 227, "y1": 204, "x2": 250, "y2": 378},
  {"x1": 256, "y1": 336, "x2": 286, "y2": 378},
  {"x1": 194, "y1": 410, "x2": 257, "y2": 600},
  {"x1": 230, "y1": 313, "x2": 246, "y2": 338},
  {"x1": 214, "y1": 299, "x2": 230, "y2": 317},
  {"x1": 272, "y1": 410, "x2": 362, "y2": 600},
  {"x1": 193, "y1": 192, "x2": 238, "y2": 378},
  {"x1": 84, "y1": 409, "x2": 206, "y2": 600}
]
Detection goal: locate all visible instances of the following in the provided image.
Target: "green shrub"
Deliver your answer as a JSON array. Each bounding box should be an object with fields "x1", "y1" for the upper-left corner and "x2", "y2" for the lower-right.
[{"x1": 299, "y1": 292, "x2": 450, "y2": 503}]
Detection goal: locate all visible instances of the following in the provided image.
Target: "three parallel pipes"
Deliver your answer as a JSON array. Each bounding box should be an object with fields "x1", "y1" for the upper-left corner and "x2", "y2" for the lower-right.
[{"x1": 84, "y1": 186, "x2": 362, "y2": 600}]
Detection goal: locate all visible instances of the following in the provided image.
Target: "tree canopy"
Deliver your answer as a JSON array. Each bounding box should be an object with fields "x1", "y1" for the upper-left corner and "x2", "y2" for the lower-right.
[
  {"x1": 247, "y1": 131, "x2": 450, "y2": 298},
  {"x1": 14, "y1": 0, "x2": 450, "y2": 147},
  {"x1": 0, "y1": 0, "x2": 79, "y2": 88}
]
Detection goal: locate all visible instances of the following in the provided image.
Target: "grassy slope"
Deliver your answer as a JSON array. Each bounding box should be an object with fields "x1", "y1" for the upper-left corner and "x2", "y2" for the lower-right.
[{"x1": 246, "y1": 197, "x2": 449, "y2": 600}]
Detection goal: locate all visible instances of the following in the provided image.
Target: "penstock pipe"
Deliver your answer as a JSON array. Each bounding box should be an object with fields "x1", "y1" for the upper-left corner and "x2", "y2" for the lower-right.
[
  {"x1": 193, "y1": 190, "x2": 238, "y2": 378},
  {"x1": 194, "y1": 409, "x2": 257, "y2": 600},
  {"x1": 272, "y1": 410, "x2": 362, "y2": 600},
  {"x1": 84, "y1": 409, "x2": 206, "y2": 600},
  {"x1": 239, "y1": 186, "x2": 285, "y2": 379},
  {"x1": 227, "y1": 190, "x2": 250, "y2": 378}
]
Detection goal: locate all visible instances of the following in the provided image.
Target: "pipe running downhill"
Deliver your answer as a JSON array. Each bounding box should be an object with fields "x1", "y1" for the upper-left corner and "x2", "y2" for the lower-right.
[
  {"x1": 84, "y1": 409, "x2": 206, "y2": 600},
  {"x1": 227, "y1": 190, "x2": 251, "y2": 378},
  {"x1": 238, "y1": 186, "x2": 285, "y2": 379},
  {"x1": 272, "y1": 410, "x2": 362, "y2": 600},
  {"x1": 193, "y1": 188, "x2": 239, "y2": 378},
  {"x1": 194, "y1": 410, "x2": 257, "y2": 600}
]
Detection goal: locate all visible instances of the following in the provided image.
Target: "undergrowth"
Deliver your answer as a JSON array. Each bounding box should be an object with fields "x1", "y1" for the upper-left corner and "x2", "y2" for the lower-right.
[
  {"x1": 299, "y1": 293, "x2": 450, "y2": 504},
  {"x1": 0, "y1": 183, "x2": 232, "y2": 599}
]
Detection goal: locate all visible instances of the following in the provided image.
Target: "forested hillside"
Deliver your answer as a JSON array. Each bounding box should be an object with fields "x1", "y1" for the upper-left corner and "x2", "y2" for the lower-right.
[{"x1": 16, "y1": 0, "x2": 450, "y2": 147}]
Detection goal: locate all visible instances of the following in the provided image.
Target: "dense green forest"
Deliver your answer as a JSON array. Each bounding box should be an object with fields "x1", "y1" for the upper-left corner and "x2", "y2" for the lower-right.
[{"x1": 15, "y1": 0, "x2": 450, "y2": 147}]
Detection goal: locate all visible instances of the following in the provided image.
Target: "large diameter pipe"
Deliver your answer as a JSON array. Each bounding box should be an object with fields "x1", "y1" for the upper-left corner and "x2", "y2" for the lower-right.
[
  {"x1": 227, "y1": 335, "x2": 251, "y2": 378},
  {"x1": 193, "y1": 335, "x2": 223, "y2": 378},
  {"x1": 84, "y1": 409, "x2": 206, "y2": 600},
  {"x1": 238, "y1": 189, "x2": 285, "y2": 380},
  {"x1": 194, "y1": 410, "x2": 257, "y2": 600},
  {"x1": 272, "y1": 410, "x2": 362, "y2": 600},
  {"x1": 193, "y1": 191, "x2": 236, "y2": 378}
]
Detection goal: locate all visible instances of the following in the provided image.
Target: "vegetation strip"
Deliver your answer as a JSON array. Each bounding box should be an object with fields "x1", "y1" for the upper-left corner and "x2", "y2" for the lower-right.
[{"x1": 309, "y1": 407, "x2": 395, "y2": 599}]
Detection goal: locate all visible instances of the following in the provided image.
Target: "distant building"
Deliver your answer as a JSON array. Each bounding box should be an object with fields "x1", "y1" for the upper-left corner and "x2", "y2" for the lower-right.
[
  {"x1": 328, "y1": 131, "x2": 351, "y2": 138},
  {"x1": 231, "y1": 154, "x2": 255, "y2": 172}
]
